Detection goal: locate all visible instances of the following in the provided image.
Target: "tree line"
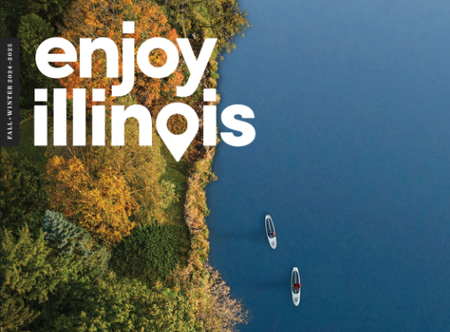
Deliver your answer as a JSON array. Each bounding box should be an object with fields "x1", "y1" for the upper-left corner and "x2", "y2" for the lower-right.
[{"x1": 1, "y1": 0, "x2": 249, "y2": 331}]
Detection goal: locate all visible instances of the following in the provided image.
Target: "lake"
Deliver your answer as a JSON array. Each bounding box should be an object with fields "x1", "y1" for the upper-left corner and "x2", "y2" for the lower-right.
[{"x1": 207, "y1": 0, "x2": 450, "y2": 331}]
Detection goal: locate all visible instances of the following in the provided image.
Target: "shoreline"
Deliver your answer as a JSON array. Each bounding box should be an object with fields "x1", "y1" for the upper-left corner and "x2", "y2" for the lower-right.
[{"x1": 179, "y1": 145, "x2": 249, "y2": 330}]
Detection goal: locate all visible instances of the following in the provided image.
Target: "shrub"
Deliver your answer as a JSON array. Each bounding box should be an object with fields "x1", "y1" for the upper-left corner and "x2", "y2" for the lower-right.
[{"x1": 109, "y1": 224, "x2": 190, "y2": 286}]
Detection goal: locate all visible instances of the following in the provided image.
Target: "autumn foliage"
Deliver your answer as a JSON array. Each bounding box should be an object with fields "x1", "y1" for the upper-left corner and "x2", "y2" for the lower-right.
[
  {"x1": 46, "y1": 119, "x2": 173, "y2": 246},
  {"x1": 58, "y1": 0, "x2": 184, "y2": 110},
  {"x1": 46, "y1": 155, "x2": 136, "y2": 246}
]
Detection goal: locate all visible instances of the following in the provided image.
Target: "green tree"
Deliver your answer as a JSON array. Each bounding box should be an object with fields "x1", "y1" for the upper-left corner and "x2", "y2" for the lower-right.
[
  {"x1": 2, "y1": 0, "x2": 74, "y2": 109},
  {"x1": 1, "y1": 11, "x2": 12, "y2": 37},
  {"x1": 43, "y1": 211, "x2": 110, "y2": 272},
  {"x1": 17, "y1": 13, "x2": 60, "y2": 108},
  {"x1": 1, "y1": 225, "x2": 79, "y2": 331},
  {"x1": 0, "y1": 150, "x2": 49, "y2": 238},
  {"x1": 1, "y1": 0, "x2": 73, "y2": 37},
  {"x1": 157, "y1": 0, "x2": 250, "y2": 54}
]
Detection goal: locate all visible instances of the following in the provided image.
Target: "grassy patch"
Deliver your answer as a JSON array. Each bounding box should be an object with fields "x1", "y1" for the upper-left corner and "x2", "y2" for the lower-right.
[{"x1": 160, "y1": 142, "x2": 191, "y2": 227}]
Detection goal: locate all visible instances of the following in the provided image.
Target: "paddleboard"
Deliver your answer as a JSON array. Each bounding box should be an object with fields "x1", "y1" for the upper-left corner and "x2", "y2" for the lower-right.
[
  {"x1": 265, "y1": 214, "x2": 277, "y2": 249},
  {"x1": 291, "y1": 267, "x2": 301, "y2": 306}
]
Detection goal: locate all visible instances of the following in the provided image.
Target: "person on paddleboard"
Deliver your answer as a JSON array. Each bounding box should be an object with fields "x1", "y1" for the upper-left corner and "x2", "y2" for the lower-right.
[{"x1": 293, "y1": 283, "x2": 301, "y2": 291}]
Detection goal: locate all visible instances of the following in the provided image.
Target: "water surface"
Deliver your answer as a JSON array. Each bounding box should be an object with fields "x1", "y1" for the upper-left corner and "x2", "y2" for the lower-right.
[{"x1": 208, "y1": 1, "x2": 450, "y2": 331}]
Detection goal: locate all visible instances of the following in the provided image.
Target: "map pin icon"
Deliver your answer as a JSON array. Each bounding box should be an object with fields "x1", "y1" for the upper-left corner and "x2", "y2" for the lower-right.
[{"x1": 156, "y1": 102, "x2": 199, "y2": 162}]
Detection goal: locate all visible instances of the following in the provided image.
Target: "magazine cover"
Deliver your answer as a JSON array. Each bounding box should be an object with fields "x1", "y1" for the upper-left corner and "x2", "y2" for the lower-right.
[{"x1": 1, "y1": 1, "x2": 450, "y2": 331}]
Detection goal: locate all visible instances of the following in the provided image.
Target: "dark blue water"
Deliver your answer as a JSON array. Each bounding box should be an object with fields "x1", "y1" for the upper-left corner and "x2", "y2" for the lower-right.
[{"x1": 207, "y1": 1, "x2": 450, "y2": 331}]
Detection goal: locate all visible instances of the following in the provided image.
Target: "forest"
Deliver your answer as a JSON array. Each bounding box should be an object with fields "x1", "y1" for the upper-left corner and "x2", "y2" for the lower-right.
[{"x1": 0, "y1": 0, "x2": 249, "y2": 331}]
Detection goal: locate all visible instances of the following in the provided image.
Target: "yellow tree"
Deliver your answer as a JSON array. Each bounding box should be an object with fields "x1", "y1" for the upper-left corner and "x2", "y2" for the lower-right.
[
  {"x1": 46, "y1": 119, "x2": 173, "y2": 246},
  {"x1": 47, "y1": 156, "x2": 136, "y2": 246}
]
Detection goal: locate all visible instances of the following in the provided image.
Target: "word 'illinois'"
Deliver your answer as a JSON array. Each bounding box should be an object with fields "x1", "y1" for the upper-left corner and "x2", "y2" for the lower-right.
[
  {"x1": 34, "y1": 21, "x2": 255, "y2": 161},
  {"x1": 34, "y1": 88, "x2": 255, "y2": 161}
]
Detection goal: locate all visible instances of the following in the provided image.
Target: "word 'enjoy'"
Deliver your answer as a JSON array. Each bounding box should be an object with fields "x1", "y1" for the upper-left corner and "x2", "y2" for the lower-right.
[{"x1": 34, "y1": 21, "x2": 255, "y2": 161}]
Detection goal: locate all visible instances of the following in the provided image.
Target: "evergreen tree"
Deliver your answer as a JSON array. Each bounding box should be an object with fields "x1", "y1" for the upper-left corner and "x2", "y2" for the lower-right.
[
  {"x1": 1, "y1": 226, "x2": 79, "y2": 331},
  {"x1": 43, "y1": 211, "x2": 110, "y2": 272}
]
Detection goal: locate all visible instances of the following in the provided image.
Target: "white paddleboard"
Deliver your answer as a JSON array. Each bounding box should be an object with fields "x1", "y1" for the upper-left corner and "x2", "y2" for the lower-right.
[
  {"x1": 265, "y1": 214, "x2": 277, "y2": 249},
  {"x1": 291, "y1": 267, "x2": 301, "y2": 306}
]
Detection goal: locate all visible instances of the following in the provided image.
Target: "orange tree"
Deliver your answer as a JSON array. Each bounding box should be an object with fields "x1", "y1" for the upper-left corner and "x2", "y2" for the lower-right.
[{"x1": 58, "y1": 0, "x2": 184, "y2": 110}]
